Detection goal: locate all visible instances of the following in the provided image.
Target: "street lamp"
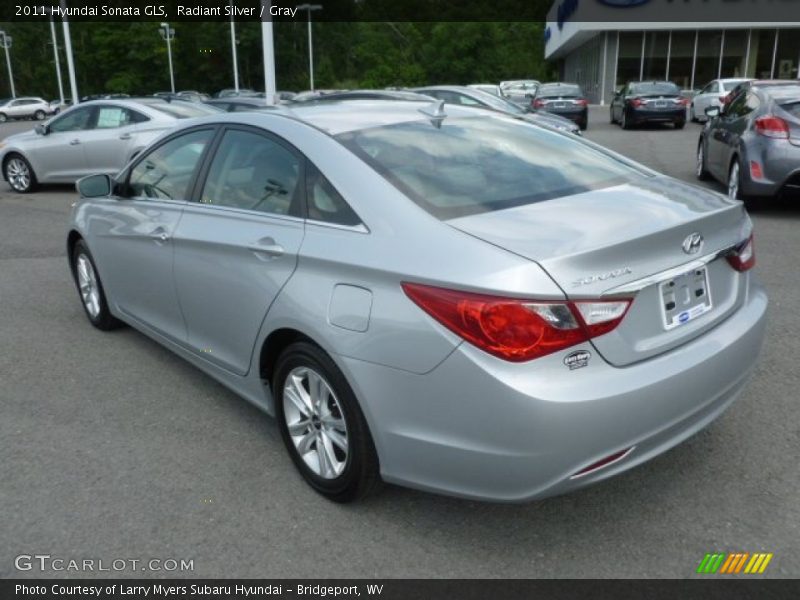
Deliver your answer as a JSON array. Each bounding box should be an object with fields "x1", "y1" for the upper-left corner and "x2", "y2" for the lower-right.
[
  {"x1": 295, "y1": 4, "x2": 322, "y2": 91},
  {"x1": 158, "y1": 22, "x2": 175, "y2": 93},
  {"x1": 0, "y1": 30, "x2": 16, "y2": 98},
  {"x1": 59, "y1": 0, "x2": 79, "y2": 104},
  {"x1": 229, "y1": 0, "x2": 239, "y2": 92},
  {"x1": 46, "y1": 8, "x2": 65, "y2": 105}
]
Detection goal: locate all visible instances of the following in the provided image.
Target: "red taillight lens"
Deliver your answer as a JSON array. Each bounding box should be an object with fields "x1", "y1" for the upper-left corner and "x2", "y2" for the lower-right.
[
  {"x1": 750, "y1": 160, "x2": 763, "y2": 179},
  {"x1": 402, "y1": 283, "x2": 631, "y2": 362},
  {"x1": 677, "y1": 97, "x2": 690, "y2": 106},
  {"x1": 726, "y1": 234, "x2": 755, "y2": 272},
  {"x1": 533, "y1": 99, "x2": 545, "y2": 109},
  {"x1": 575, "y1": 98, "x2": 589, "y2": 107},
  {"x1": 754, "y1": 115, "x2": 789, "y2": 139},
  {"x1": 630, "y1": 98, "x2": 643, "y2": 108}
]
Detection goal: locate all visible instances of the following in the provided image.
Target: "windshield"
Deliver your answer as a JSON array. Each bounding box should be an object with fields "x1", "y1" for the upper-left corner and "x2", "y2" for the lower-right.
[
  {"x1": 630, "y1": 82, "x2": 681, "y2": 95},
  {"x1": 538, "y1": 84, "x2": 582, "y2": 98},
  {"x1": 337, "y1": 115, "x2": 642, "y2": 220},
  {"x1": 766, "y1": 84, "x2": 800, "y2": 115},
  {"x1": 722, "y1": 80, "x2": 749, "y2": 91}
]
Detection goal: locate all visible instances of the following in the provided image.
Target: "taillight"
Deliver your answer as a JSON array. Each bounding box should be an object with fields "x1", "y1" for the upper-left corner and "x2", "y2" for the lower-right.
[
  {"x1": 533, "y1": 99, "x2": 545, "y2": 109},
  {"x1": 750, "y1": 160, "x2": 763, "y2": 179},
  {"x1": 719, "y1": 95, "x2": 727, "y2": 103},
  {"x1": 574, "y1": 98, "x2": 589, "y2": 107},
  {"x1": 754, "y1": 115, "x2": 789, "y2": 139},
  {"x1": 678, "y1": 97, "x2": 690, "y2": 106},
  {"x1": 726, "y1": 235, "x2": 755, "y2": 272},
  {"x1": 630, "y1": 98, "x2": 643, "y2": 108},
  {"x1": 402, "y1": 283, "x2": 631, "y2": 362}
]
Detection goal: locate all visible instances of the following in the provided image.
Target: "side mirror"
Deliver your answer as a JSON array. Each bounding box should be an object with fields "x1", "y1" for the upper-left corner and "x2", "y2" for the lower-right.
[
  {"x1": 705, "y1": 106, "x2": 720, "y2": 118},
  {"x1": 35, "y1": 124, "x2": 48, "y2": 136},
  {"x1": 76, "y1": 173, "x2": 113, "y2": 198}
]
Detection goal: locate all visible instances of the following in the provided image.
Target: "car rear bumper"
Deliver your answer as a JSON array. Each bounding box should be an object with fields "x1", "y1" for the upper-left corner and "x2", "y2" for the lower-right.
[
  {"x1": 545, "y1": 108, "x2": 587, "y2": 123},
  {"x1": 630, "y1": 108, "x2": 686, "y2": 123},
  {"x1": 740, "y1": 142, "x2": 800, "y2": 198},
  {"x1": 339, "y1": 277, "x2": 767, "y2": 502}
]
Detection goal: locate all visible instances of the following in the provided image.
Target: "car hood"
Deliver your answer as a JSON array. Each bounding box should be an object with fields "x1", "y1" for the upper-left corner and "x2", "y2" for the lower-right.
[{"x1": 2, "y1": 129, "x2": 40, "y2": 145}]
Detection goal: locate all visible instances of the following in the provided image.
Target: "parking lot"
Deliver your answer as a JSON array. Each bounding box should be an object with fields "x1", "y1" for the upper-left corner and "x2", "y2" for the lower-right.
[{"x1": 1, "y1": 106, "x2": 798, "y2": 579}]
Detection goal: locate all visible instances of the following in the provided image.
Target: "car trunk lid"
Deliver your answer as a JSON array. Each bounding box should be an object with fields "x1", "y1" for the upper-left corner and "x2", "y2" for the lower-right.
[{"x1": 447, "y1": 177, "x2": 751, "y2": 366}]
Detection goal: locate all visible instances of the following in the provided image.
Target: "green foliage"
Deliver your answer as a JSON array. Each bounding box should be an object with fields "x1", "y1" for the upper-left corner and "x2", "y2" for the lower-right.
[{"x1": 0, "y1": 21, "x2": 553, "y2": 98}]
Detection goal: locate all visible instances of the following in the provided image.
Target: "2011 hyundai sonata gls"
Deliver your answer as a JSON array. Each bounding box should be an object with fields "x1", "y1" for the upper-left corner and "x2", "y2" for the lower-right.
[{"x1": 67, "y1": 101, "x2": 767, "y2": 503}]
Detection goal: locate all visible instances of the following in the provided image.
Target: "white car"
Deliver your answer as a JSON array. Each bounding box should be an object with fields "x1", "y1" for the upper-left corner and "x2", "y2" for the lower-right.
[
  {"x1": 0, "y1": 97, "x2": 56, "y2": 122},
  {"x1": 0, "y1": 98, "x2": 220, "y2": 193},
  {"x1": 690, "y1": 78, "x2": 752, "y2": 122}
]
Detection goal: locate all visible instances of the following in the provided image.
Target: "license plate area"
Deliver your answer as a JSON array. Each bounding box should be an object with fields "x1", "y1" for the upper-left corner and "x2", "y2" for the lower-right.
[
  {"x1": 659, "y1": 267, "x2": 713, "y2": 330},
  {"x1": 655, "y1": 101, "x2": 666, "y2": 108},
  {"x1": 554, "y1": 102, "x2": 566, "y2": 108}
]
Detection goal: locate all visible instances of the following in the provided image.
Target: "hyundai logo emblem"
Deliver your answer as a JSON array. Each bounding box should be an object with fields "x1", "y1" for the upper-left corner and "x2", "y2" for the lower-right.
[{"x1": 682, "y1": 232, "x2": 704, "y2": 255}]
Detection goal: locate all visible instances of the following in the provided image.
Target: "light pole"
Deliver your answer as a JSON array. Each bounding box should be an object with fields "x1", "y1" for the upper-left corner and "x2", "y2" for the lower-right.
[
  {"x1": 159, "y1": 22, "x2": 175, "y2": 93},
  {"x1": 229, "y1": 0, "x2": 239, "y2": 92},
  {"x1": 0, "y1": 30, "x2": 16, "y2": 98},
  {"x1": 60, "y1": 0, "x2": 79, "y2": 104},
  {"x1": 261, "y1": 1, "x2": 277, "y2": 105},
  {"x1": 295, "y1": 4, "x2": 322, "y2": 91},
  {"x1": 48, "y1": 10, "x2": 65, "y2": 105}
]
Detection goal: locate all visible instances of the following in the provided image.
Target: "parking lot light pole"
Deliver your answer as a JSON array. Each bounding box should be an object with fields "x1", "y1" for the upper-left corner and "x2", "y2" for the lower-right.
[
  {"x1": 60, "y1": 0, "x2": 80, "y2": 104},
  {"x1": 0, "y1": 31, "x2": 16, "y2": 99},
  {"x1": 229, "y1": 0, "x2": 239, "y2": 92},
  {"x1": 159, "y1": 22, "x2": 176, "y2": 94},
  {"x1": 48, "y1": 12, "x2": 65, "y2": 105},
  {"x1": 295, "y1": 4, "x2": 322, "y2": 91},
  {"x1": 261, "y1": 1, "x2": 277, "y2": 105}
]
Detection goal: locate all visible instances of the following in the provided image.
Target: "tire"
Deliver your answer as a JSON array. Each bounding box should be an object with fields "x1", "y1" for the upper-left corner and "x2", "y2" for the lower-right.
[
  {"x1": 696, "y1": 142, "x2": 711, "y2": 181},
  {"x1": 580, "y1": 119, "x2": 588, "y2": 131},
  {"x1": 34, "y1": 110, "x2": 46, "y2": 120},
  {"x1": 728, "y1": 157, "x2": 745, "y2": 201},
  {"x1": 610, "y1": 109, "x2": 616, "y2": 124},
  {"x1": 0, "y1": 112, "x2": 7, "y2": 123},
  {"x1": 71, "y1": 240, "x2": 123, "y2": 331},
  {"x1": 621, "y1": 109, "x2": 632, "y2": 130},
  {"x1": 273, "y1": 341, "x2": 380, "y2": 503},
  {"x1": 690, "y1": 105, "x2": 696, "y2": 122},
  {"x1": 675, "y1": 120, "x2": 685, "y2": 130},
  {"x1": 4, "y1": 153, "x2": 37, "y2": 193}
]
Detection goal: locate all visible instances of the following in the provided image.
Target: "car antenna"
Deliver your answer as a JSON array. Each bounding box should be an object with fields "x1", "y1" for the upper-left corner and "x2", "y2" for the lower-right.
[{"x1": 418, "y1": 99, "x2": 447, "y2": 128}]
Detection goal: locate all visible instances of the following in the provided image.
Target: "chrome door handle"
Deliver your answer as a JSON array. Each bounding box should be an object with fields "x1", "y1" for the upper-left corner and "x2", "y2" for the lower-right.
[
  {"x1": 119, "y1": 133, "x2": 132, "y2": 140},
  {"x1": 247, "y1": 239, "x2": 284, "y2": 258},
  {"x1": 69, "y1": 139, "x2": 80, "y2": 145},
  {"x1": 149, "y1": 229, "x2": 169, "y2": 244}
]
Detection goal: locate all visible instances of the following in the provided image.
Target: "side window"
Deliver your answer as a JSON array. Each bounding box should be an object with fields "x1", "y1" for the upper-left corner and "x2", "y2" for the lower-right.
[
  {"x1": 128, "y1": 109, "x2": 149, "y2": 124},
  {"x1": 743, "y1": 92, "x2": 760, "y2": 114},
  {"x1": 127, "y1": 129, "x2": 213, "y2": 200},
  {"x1": 200, "y1": 129, "x2": 301, "y2": 216},
  {"x1": 455, "y1": 94, "x2": 482, "y2": 107},
  {"x1": 727, "y1": 92, "x2": 751, "y2": 118},
  {"x1": 306, "y1": 163, "x2": 361, "y2": 227},
  {"x1": 95, "y1": 106, "x2": 132, "y2": 129},
  {"x1": 49, "y1": 107, "x2": 95, "y2": 133}
]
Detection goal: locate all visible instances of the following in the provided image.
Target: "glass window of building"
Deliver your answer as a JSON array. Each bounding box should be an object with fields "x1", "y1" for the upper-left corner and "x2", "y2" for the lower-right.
[
  {"x1": 643, "y1": 31, "x2": 670, "y2": 81},
  {"x1": 669, "y1": 31, "x2": 697, "y2": 90},
  {"x1": 694, "y1": 30, "x2": 724, "y2": 87},
  {"x1": 617, "y1": 31, "x2": 644, "y2": 88},
  {"x1": 775, "y1": 29, "x2": 800, "y2": 79},
  {"x1": 752, "y1": 29, "x2": 778, "y2": 78},
  {"x1": 721, "y1": 30, "x2": 749, "y2": 78}
]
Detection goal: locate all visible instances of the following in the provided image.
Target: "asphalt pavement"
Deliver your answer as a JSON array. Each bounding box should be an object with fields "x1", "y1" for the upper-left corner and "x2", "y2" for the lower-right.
[{"x1": 0, "y1": 108, "x2": 798, "y2": 578}]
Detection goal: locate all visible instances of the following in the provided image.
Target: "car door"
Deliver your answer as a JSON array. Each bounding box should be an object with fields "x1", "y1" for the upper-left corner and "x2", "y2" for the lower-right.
[
  {"x1": 172, "y1": 126, "x2": 306, "y2": 375},
  {"x1": 88, "y1": 127, "x2": 217, "y2": 341},
  {"x1": 31, "y1": 106, "x2": 95, "y2": 180},
  {"x1": 80, "y1": 104, "x2": 144, "y2": 176},
  {"x1": 707, "y1": 91, "x2": 756, "y2": 177}
]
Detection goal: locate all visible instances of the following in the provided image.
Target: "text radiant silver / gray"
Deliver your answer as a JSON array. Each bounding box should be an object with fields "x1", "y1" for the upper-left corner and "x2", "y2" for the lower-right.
[{"x1": 67, "y1": 101, "x2": 767, "y2": 503}]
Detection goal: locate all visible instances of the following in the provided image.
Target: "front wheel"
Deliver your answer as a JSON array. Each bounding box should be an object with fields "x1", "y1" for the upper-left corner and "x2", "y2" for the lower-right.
[
  {"x1": 274, "y1": 341, "x2": 380, "y2": 503},
  {"x1": 71, "y1": 240, "x2": 123, "y2": 330},
  {"x1": 621, "y1": 110, "x2": 631, "y2": 130},
  {"x1": 0, "y1": 112, "x2": 7, "y2": 123},
  {"x1": 35, "y1": 110, "x2": 46, "y2": 120},
  {"x1": 696, "y1": 142, "x2": 711, "y2": 181},
  {"x1": 4, "y1": 154, "x2": 37, "y2": 193},
  {"x1": 609, "y1": 109, "x2": 616, "y2": 124},
  {"x1": 728, "y1": 158, "x2": 745, "y2": 200}
]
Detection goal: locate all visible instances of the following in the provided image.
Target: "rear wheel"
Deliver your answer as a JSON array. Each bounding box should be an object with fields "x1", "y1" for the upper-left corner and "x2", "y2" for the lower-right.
[
  {"x1": 674, "y1": 120, "x2": 685, "y2": 130},
  {"x1": 71, "y1": 240, "x2": 123, "y2": 331},
  {"x1": 34, "y1": 110, "x2": 46, "y2": 120},
  {"x1": 274, "y1": 341, "x2": 380, "y2": 502},
  {"x1": 696, "y1": 142, "x2": 711, "y2": 181},
  {"x1": 4, "y1": 154, "x2": 37, "y2": 193},
  {"x1": 621, "y1": 110, "x2": 632, "y2": 130},
  {"x1": 0, "y1": 112, "x2": 7, "y2": 123}
]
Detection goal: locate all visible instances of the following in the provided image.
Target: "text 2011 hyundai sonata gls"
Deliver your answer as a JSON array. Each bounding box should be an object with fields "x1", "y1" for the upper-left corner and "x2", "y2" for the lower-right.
[{"x1": 67, "y1": 100, "x2": 767, "y2": 503}]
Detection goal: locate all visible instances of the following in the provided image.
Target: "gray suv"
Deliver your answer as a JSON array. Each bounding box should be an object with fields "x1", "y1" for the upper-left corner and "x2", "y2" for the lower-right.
[{"x1": 0, "y1": 97, "x2": 55, "y2": 122}]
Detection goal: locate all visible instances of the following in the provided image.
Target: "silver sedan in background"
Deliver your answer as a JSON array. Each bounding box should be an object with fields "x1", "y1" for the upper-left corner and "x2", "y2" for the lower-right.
[
  {"x1": 67, "y1": 101, "x2": 767, "y2": 503},
  {"x1": 0, "y1": 98, "x2": 220, "y2": 193}
]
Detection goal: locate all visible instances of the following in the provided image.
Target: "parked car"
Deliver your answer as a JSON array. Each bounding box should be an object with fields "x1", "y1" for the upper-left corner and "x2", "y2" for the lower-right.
[
  {"x1": 690, "y1": 78, "x2": 752, "y2": 122},
  {"x1": 0, "y1": 98, "x2": 220, "y2": 193},
  {"x1": 499, "y1": 80, "x2": 541, "y2": 107},
  {"x1": 215, "y1": 88, "x2": 260, "y2": 98},
  {"x1": 49, "y1": 99, "x2": 73, "y2": 114},
  {"x1": 610, "y1": 81, "x2": 689, "y2": 129},
  {"x1": 532, "y1": 83, "x2": 589, "y2": 130},
  {"x1": 175, "y1": 90, "x2": 211, "y2": 103},
  {"x1": 0, "y1": 97, "x2": 57, "y2": 122},
  {"x1": 467, "y1": 84, "x2": 503, "y2": 97},
  {"x1": 67, "y1": 101, "x2": 766, "y2": 503},
  {"x1": 697, "y1": 80, "x2": 800, "y2": 200},
  {"x1": 292, "y1": 90, "x2": 434, "y2": 103},
  {"x1": 204, "y1": 97, "x2": 281, "y2": 112},
  {"x1": 413, "y1": 85, "x2": 582, "y2": 135}
]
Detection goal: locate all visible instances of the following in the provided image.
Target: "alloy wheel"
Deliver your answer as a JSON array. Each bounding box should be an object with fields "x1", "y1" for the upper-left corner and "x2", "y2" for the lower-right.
[
  {"x1": 728, "y1": 161, "x2": 740, "y2": 200},
  {"x1": 696, "y1": 145, "x2": 705, "y2": 178},
  {"x1": 6, "y1": 157, "x2": 31, "y2": 192},
  {"x1": 76, "y1": 253, "x2": 101, "y2": 319},
  {"x1": 283, "y1": 366, "x2": 349, "y2": 480}
]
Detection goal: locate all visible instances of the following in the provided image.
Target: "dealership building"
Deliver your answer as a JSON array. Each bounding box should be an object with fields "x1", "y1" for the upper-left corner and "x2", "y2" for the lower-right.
[{"x1": 544, "y1": 1, "x2": 800, "y2": 104}]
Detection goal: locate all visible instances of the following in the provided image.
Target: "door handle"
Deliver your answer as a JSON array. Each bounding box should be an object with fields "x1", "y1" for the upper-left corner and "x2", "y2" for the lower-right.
[
  {"x1": 149, "y1": 228, "x2": 170, "y2": 244},
  {"x1": 119, "y1": 133, "x2": 132, "y2": 140},
  {"x1": 69, "y1": 139, "x2": 80, "y2": 145},
  {"x1": 247, "y1": 237, "x2": 284, "y2": 259}
]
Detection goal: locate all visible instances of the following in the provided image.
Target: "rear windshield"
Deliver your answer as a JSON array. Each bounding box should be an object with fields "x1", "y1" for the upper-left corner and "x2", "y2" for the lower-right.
[
  {"x1": 630, "y1": 82, "x2": 680, "y2": 95},
  {"x1": 538, "y1": 84, "x2": 582, "y2": 97},
  {"x1": 336, "y1": 115, "x2": 641, "y2": 220},
  {"x1": 147, "y1": 102, "x2": 219, "y2": 118},
  {"x1": 765, "y1": 85, "x2": 800, "y2": 115}
]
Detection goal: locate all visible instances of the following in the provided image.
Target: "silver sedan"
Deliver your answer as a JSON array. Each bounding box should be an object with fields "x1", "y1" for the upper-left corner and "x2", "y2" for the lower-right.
[
  {"x1": 0, "y1": 98, "x2": 220, "y2": 193},
  {"x1": 67, "y1": 101, "x2": 767, "y2": 503}
]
